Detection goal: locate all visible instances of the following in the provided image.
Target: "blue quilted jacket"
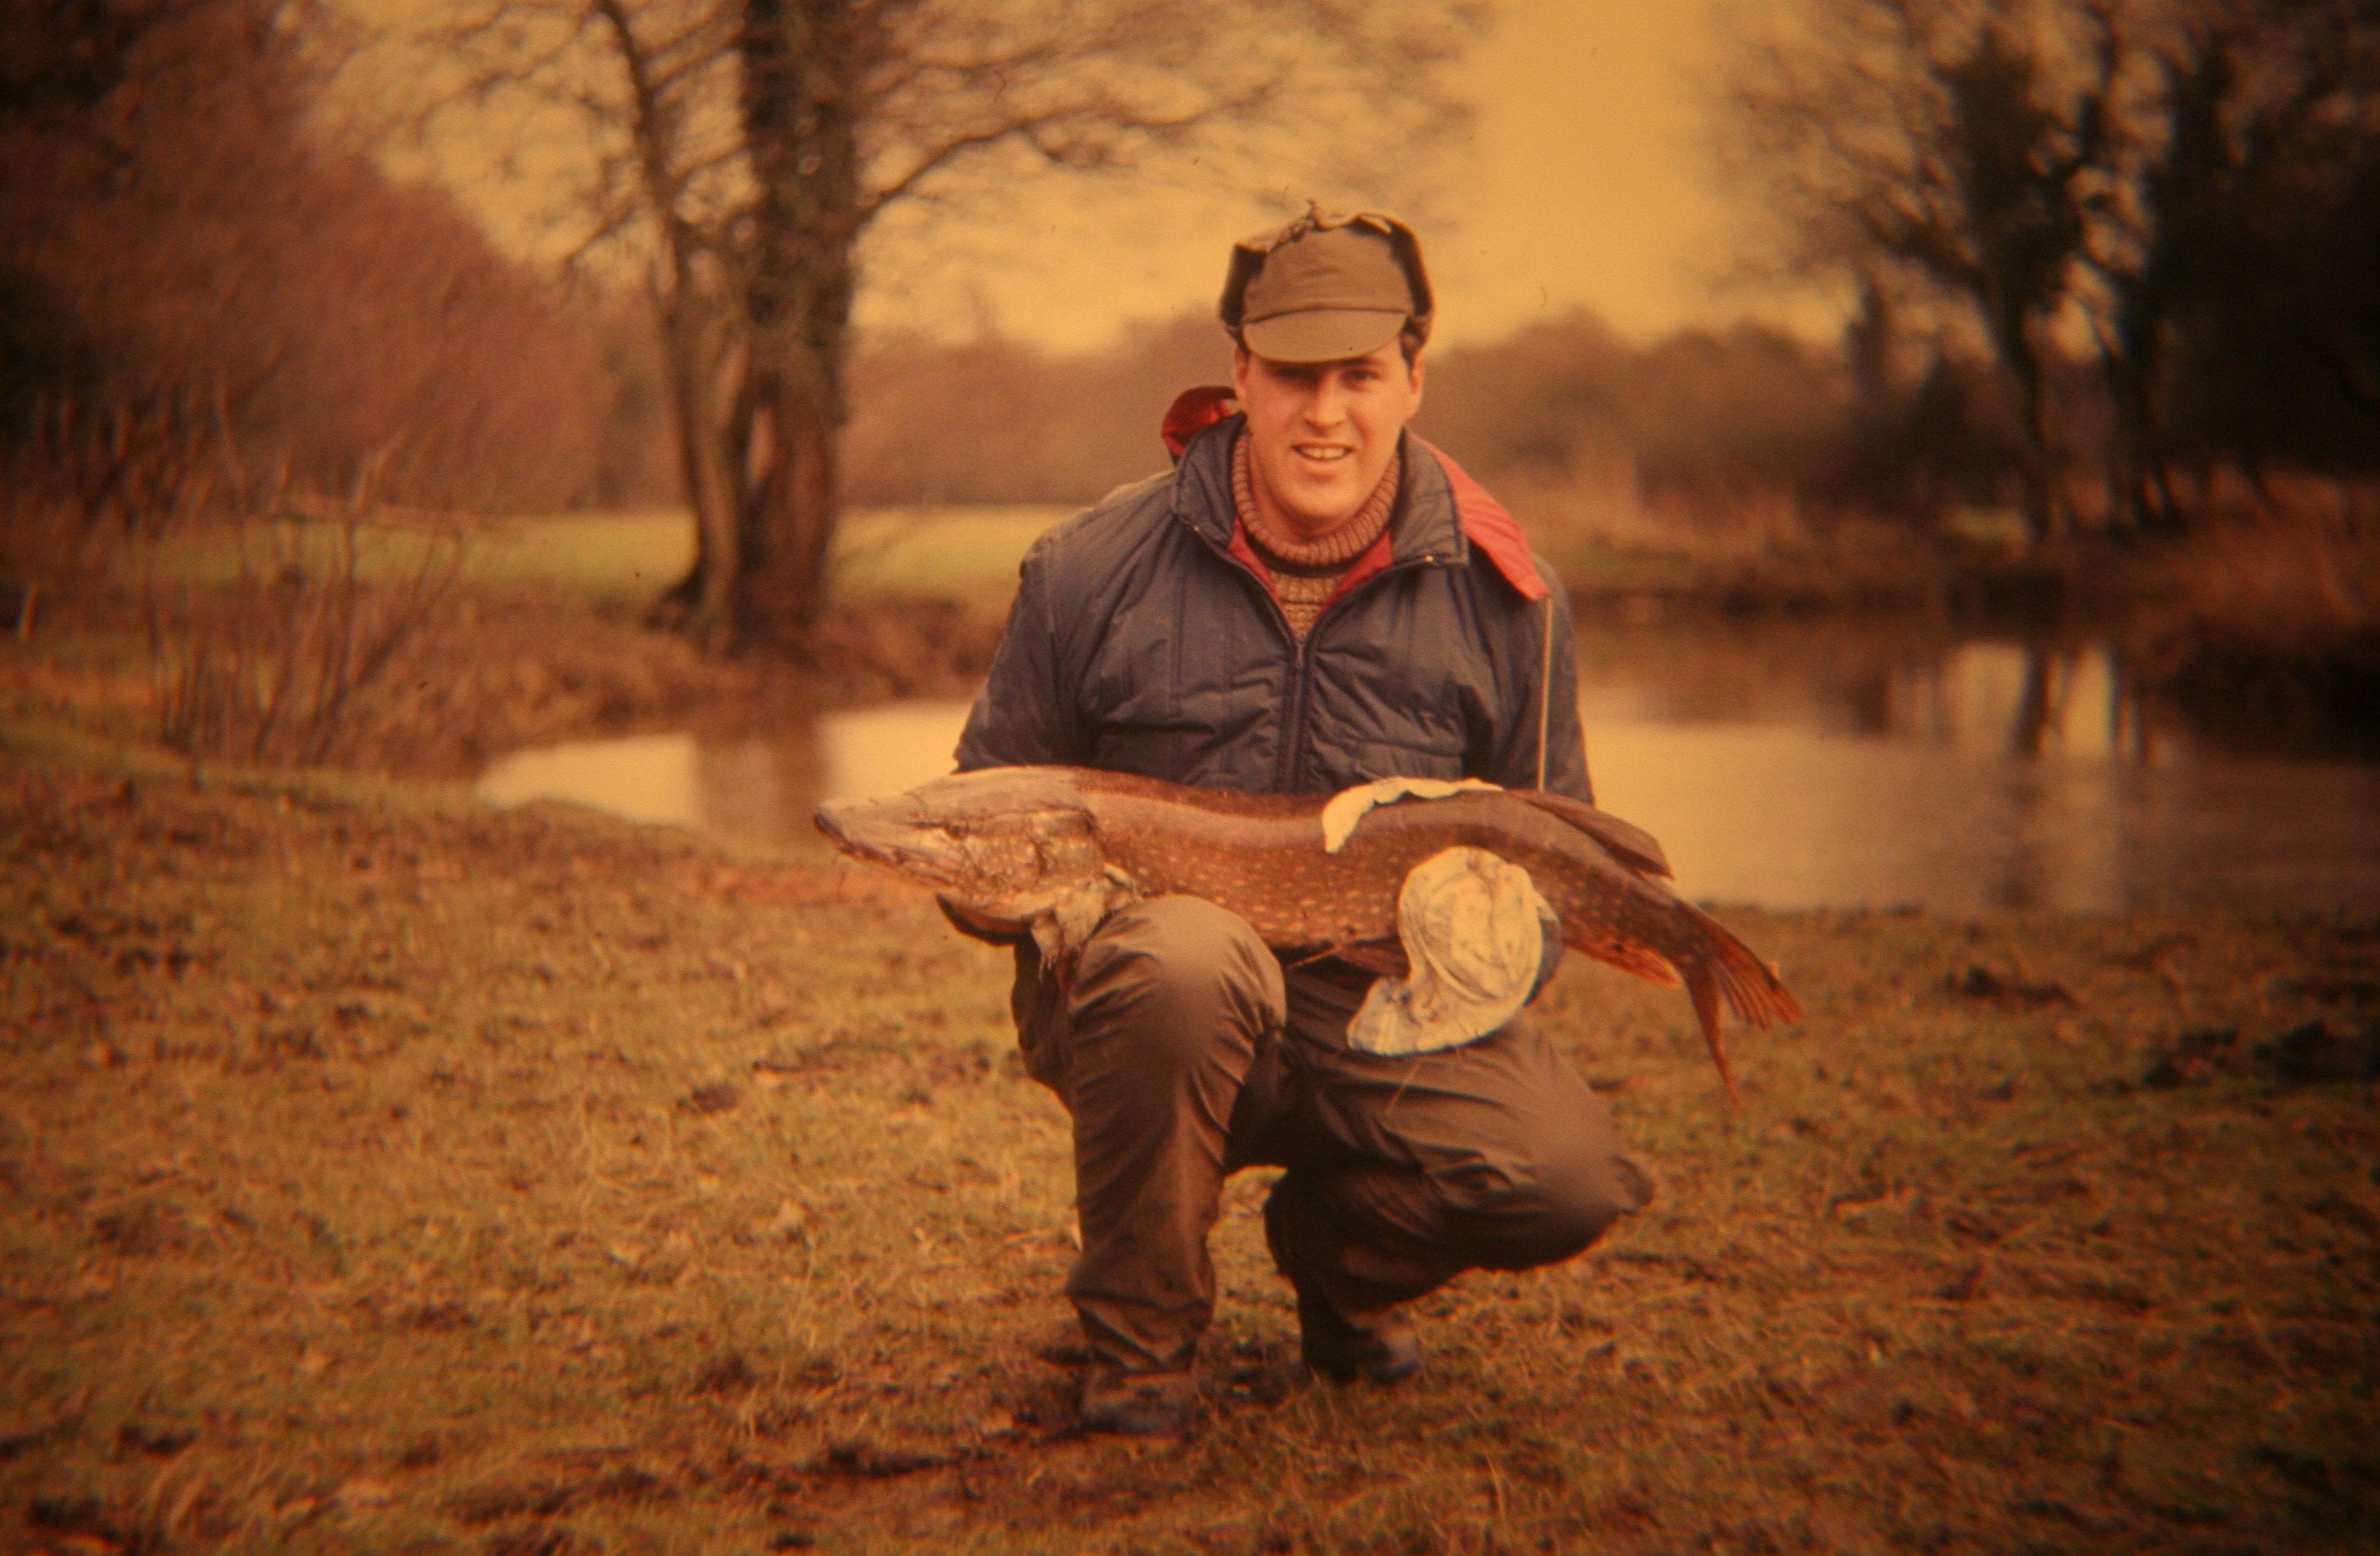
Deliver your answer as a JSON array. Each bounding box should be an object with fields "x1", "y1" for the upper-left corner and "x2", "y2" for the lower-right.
[{"x1": 953, "y1": 404, "x2": 1592, "y2": 803}]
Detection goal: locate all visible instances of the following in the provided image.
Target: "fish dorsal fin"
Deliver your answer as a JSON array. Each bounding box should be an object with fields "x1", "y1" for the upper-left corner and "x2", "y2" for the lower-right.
[{"x1": 1512, "y1": 791, "x2": 1673, "y2": 879}]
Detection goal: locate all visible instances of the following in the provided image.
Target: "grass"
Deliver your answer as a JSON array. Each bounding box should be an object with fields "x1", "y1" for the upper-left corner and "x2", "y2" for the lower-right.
[
  {"x1": 464, "y1": 512, "x2": 695, "y2": 605},
  {"x1": 128, "y1": 503, "x2": 1069, "y2": 614},
  {"x1": 467, "y1": 506, "x2": 1070, "y2": 610},
  {"x1": 828, "y1": 507, "x2": 1073, "y2": 605},
  {"x1": 3, "y1": 717, "x2": 2375, "y2": 1554}
]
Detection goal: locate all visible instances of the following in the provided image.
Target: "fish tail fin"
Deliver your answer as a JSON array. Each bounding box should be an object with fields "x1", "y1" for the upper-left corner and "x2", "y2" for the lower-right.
[
  {"x1": 1683, "y1": 961, "x2": 1742, "y2": 1109},
  {"x1": 1678, "y1": 905, "x2": 1802, "y2": 1105},
  {"x1": 1689, "y1": 904, "x2": 1803, "y2": 1031}
]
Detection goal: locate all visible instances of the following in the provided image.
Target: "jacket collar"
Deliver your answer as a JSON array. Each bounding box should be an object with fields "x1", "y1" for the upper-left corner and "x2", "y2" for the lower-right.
[{"x1": 1161, "y1": 386, "x2": 1548, "y2": 601}]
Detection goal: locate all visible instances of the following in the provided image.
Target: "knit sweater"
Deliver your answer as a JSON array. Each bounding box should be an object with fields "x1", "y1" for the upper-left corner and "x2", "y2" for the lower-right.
[{"x1": 1231, "y1": 436, "x2": 1400, "y2": 643}]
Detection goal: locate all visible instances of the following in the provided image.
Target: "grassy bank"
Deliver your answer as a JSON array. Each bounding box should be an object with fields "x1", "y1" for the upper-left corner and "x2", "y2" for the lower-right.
[
  {"x1": 466, "y1": 507, "x2": 1074, "y2": 611},
  {"x1": 22, "y1": 506, "x2": 1073, "y2": 783},
  {"x1": 3, "y1": 720, "x2": 2374, "y2": 1554}
]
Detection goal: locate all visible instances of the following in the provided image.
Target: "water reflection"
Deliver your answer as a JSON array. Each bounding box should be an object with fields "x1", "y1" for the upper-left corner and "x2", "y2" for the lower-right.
[
  {"x1": 476, "y1": 733, "x2": 714, "y2": 826},
  {"x1": 476, "y1": 704, "x2": 966, "y2": 843},
  {"x1": 473, "y1": 632, "x2": 2380, "y2": 915},
  {"x1": 1584, "y1": 722, "x2": 2132, "y2": 913}
]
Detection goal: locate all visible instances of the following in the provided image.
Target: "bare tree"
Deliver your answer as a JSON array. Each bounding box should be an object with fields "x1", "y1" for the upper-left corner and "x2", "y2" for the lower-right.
[
  {"x1": 1725, "y1": 0, "x2": 2125, "y2": 549},
  {"x1": 2082, "y1": 0, "x2": 2232, "y2": 533},
  {"x1": 418, "y1": 0, "x2": 746, "y2": 629},
  {"x1": 2085, "y1": 0, "x2": 2380, "y2": 526},
  {"x1": 423, "y1": 0, "x2": 1484, "y2": 647}
]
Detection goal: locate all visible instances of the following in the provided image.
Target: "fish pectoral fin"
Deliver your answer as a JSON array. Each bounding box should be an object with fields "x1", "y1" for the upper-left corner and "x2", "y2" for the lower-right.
[
  {"x1": 1328, "y1": 939, "x2": 1411, "y2": 979},
  {"x1": 936, "y1": 895, "x2": 1028, "y2": 946},
  {"x1": 1024, "y1": 868, "x2": 1143, "y2": 978},
  {"x1": 1027, "y1": 913, "x2": 1075, "y2": 980}
]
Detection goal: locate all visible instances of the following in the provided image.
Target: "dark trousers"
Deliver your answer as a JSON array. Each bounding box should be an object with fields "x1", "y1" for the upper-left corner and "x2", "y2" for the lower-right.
[{"x1": 1012, "y1": 895, "x2": 1654, "y2": 1375}]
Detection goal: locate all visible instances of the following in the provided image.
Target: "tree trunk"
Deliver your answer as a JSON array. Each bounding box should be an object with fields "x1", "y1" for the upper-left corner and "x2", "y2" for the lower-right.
[
  {"x1": 736, "y1": 337, "x2": 844, "y2": 635},
  {"x1": 1846, "y1": 274, "x2": 1898, "y2": 411},
  {"x1": 2011, "y1": 356, "x2": 2059, "y2": 550},
  {"x1": 2105, "y1": 336, "x2": 2183, "y2": 538},
  {"x1": 732, "y1": 0, "x2": 866, "y2": 644},
  {"x1": 649, "y1": 288, "x2": 744, "y2": 644},
  {"x1": 1986, "y1": 298, "x2": 2063, "y2": 552},
  {"x1": 586, "y1": 0, "x2": 749, "y2": 643}
]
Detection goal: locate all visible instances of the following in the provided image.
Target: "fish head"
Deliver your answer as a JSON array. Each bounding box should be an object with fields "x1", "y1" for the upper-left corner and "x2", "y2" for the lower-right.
[{"x1": 814, "y1": 768, "x2": 1108, "y2": 927}]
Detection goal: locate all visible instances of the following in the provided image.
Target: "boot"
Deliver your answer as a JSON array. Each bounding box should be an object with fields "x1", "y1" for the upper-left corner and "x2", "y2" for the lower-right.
[
  {"x1": 1293, "y1": 1287, "x2": 1423, "y2": 1385},
  {"x1": 1264, "y1": 1184, "x2": 1424, "y2": 1385},
  {"x1": 1080, "y1": 1365, "x2": 1201, "y2": 1436}
]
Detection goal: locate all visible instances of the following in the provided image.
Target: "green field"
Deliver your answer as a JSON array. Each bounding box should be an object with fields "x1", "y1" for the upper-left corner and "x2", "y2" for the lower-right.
[
  {"x1": 127, "y1": 504, "x2": 1072, "y2": 612},
  {"x1": 471, "y1": 506, "x2": 1073, "y2": 607},
  {"x1": 3, "y1": 719, "x2": 2373, "y2": 1554}
]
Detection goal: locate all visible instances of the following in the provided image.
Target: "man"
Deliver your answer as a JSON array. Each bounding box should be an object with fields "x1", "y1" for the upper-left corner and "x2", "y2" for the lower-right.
[{"x1": 954, "y1": 206, "x2": 1652, "y2": 1436}]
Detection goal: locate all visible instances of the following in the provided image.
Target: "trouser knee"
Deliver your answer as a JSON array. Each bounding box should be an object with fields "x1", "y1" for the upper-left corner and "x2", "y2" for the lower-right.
[
  {"x1": 1067, "y1": 895, "x2": 1285, "y2": 1078},
  {"x1": 1464, "y1": 1143, "x2": 1653, "y2": 1271}
]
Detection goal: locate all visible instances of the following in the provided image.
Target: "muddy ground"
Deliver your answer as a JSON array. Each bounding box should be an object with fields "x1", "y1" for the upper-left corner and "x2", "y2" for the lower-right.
[{"x1": 2, "y1": 715, "x2": 2375, "y2": 1554}]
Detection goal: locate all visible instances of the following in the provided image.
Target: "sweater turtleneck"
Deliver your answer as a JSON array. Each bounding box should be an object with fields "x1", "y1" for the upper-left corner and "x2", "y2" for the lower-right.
[{"x1": 1231, "y1": 435, "x2": 1400, "y2": 642}]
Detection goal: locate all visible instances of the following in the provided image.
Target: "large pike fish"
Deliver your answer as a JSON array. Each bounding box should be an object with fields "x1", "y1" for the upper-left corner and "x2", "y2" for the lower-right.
[{"x1": 814, "y1": 766, "x2": 1800, "y2": 1098}]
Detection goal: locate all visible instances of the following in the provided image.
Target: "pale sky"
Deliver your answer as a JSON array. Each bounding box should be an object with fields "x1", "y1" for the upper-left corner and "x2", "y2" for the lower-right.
[
  {"x1": 1434, "y1": 0, "x2": 1761, "y2": 345},
  {"x1": 350, "y1": 0, "x2": 1828, "y2": 352},
  {"x1": 857, "y1": 0, "x2": 1803, "y2": 351}
]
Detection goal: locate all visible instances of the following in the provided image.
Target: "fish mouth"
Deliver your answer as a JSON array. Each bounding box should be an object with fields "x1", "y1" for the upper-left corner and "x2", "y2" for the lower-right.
[
  {"x1": 813, "y1": 799, "x2": 971, "y2": 886},
  {"x1": 812, "y1": 799, "x2": 863, "y2": 852}
]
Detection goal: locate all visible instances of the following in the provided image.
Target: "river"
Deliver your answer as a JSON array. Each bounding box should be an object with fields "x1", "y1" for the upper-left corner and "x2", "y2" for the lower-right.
[{"x1": 475, "y1": 620, "x2": 2380, "y2": 915}]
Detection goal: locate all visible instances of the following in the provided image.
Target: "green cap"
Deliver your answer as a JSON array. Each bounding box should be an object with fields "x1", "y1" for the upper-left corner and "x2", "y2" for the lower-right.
[{"x1": 1219, "y1": 204, "x2": 1434, "y2": 363}]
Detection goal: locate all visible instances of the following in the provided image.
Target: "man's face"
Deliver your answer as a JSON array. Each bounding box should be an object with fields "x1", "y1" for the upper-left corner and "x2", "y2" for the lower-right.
[{"x1": 1230, "y1": 340, "x2": 1423, "y2": 538}]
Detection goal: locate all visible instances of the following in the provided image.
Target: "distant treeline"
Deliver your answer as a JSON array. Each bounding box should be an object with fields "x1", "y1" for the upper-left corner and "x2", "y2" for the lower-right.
[
  {"x1": 847, "y1": 274, "x2": 2378, "y2": 560},
  {"x1": 840, "y1": 313, "x2": 1902, "y2": 521}
]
